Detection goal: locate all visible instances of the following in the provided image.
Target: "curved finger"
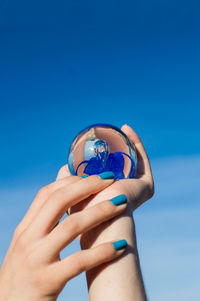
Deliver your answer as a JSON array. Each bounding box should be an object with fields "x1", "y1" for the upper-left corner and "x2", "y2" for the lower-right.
[
  {"x1": 56, "y1": 164, "x2": 75, "y2": 215},
  {"x1": 42, "y1": 195, "x2": 127, "y2": 258},
  {"x1": 28, "y1": 172, "x2": 115, "y2": 237},
  {"x1": 52, "y1": 239, "x2": 127, "y2": 284},
  {"x1": 121, "y1": 124, "x2": 152, "y2": 179},
  {"x1": 14, "y1": 175, "x2": 82, "y2": 238}
]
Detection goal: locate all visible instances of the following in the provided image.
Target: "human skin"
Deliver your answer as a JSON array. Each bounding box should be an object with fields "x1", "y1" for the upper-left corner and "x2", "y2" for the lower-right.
[
  {"x1": 0, "y1": 173, "x2": 129, "y2": 301},
  {"x1": 57, "y1": 124, "x2": 154, "y2": 301}
]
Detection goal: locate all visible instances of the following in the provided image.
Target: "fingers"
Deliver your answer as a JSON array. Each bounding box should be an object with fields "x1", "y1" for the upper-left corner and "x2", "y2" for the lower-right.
[
  {"x1": 28, "y1": 173, "x2": 115, "y2": 237},
  {"x1": 14, "y1": 175, "x2": 82, "y2": 239},
  {"x1": 113, "y1": 124, "x2": 154, "y2": 210},
  {"x1": 121, "y1": 124, "x2": 153, "y2": 180},
  {"x1": 56, "y1": 164, "x2": 73, "y2": 215},
  {"x1": 53, "y1": 240, "x2": 127, "y2": 284},
  {"x1": 41, "y1": 195, "x2": 127, "y2": 258}
]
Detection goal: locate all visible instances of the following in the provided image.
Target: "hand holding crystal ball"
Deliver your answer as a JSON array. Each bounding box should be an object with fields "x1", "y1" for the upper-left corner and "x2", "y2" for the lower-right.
[{"x1": 67, "y1": 123, "x2": 137, "y2": 181}]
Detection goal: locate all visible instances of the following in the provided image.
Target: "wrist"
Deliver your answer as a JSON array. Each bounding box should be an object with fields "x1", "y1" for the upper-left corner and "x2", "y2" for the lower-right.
[
  {"x1": 78, "y1": 206, "x2": 146, "y2": 301},
  {"x1": 78, "y1": 204, "x2": 136, "y2": 250}
]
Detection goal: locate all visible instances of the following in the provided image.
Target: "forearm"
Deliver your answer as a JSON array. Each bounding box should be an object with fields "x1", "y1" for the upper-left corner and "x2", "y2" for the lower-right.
[{"x1": 79, "y1": 205, "x2": 147, "y2": 301}]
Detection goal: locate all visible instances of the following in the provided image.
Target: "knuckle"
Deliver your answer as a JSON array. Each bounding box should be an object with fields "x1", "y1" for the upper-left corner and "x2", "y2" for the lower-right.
[
  {"x1": 37, "y1": 185, "x2": 51, "y2": 198},
  {"x1": 66, "y1": 216, "x2": 80, "y2": 235},
  {"x1": 81, "y1": 177, "x2": 93, "y2": 189},
  {"x1": 84, "y1": 175, "x2": 100, "y2": 189},
  {"x1": 13, "y1": 224, "x2": 22, "y2": 239},
  {"x1": 96, "y1": 201, "x2": 112, "y2": 217},
  {"x1": 142, "y1": 180, "x2": 154, "y2": 201},
  {"x1": 47, "y1": 189, "x2": 65, "y2": 209},
  {"x1": 16, "y1": 231, "x2": 29, "y2": 251},
  {"x1": 75, "y1": 253, "x2": 86, "y2": 273},
  {"x1": 53, "y1": 188, "x2": 66, "y2": 202},
  {"x1": 147, "y1": 178, "x2": 155, "y2": 198}
]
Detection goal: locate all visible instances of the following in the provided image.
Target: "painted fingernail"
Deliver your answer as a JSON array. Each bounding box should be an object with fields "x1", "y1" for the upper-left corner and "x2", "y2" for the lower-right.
[
  {"x1": 110, "y1": 194, "x2": 127, "y2": 206},
  {"x1": 81, "y1": 175, "x2": 88, "y2": 178},
  {"x1": 97, "y1": 171, "x2": 115, "y2": 180},
  {"x1": 113, "y1": 239, "x2": 127, "y2": 251}
]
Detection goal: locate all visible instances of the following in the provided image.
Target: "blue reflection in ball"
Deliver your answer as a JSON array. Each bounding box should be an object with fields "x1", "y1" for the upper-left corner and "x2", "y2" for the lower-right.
[{"x1": 67, "y1": 123, "x2": 137, "y2": 180}]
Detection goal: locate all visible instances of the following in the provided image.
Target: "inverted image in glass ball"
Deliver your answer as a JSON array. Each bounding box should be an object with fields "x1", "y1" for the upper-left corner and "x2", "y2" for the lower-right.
[{"x1": 67, "y1": 123, "x2": 137, "y2": 180}]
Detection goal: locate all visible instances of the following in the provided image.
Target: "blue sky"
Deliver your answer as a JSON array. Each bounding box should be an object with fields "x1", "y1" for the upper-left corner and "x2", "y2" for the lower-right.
[{"x1": 0, "y1": 0, "x2": 200, "y2": 300}]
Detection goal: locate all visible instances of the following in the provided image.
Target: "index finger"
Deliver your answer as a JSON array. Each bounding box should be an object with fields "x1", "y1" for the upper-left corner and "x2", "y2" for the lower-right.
[{"x1": 28, "y1": 172, "x2": 115, "y2": 237}]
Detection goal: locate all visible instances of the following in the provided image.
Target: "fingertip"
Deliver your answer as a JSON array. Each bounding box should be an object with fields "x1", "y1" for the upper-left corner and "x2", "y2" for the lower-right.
[
  {"x1": 121, "y1": 124, "x2": 141, "y2": 144},
  {"x1": 109, "y1": 194, "x2": 128, "y2": 206},
  {"x1": 56, "y1": 164, "x2": 71, "y2": 181},
  {"x1": 121, "y1": 123, "x2": 130, "y2": 130},
  {"x1": 112, "y1": 239, "x2": 127, "y2": 251}
]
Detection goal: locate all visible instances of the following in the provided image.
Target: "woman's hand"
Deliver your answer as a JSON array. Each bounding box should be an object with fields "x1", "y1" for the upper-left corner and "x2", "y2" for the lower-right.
[
  {"x1": 58, "y1": 124, "x2": 154, "y2": 214},
  {"x1": 56, "y1": 124, "x2": 154, "y2": 301},
  {"x1": 0, "y1": 173, "x2": 128, "y2": 301}
]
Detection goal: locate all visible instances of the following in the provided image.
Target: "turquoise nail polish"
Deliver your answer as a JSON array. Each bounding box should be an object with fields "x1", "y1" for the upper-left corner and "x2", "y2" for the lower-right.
[
  {"x1": 98, "y1": 171, "x2": 115, "y2": 180},
  {"x1": 113, "y1": 239, "x2": 127, "y2": 251},
  {"x1": 81, "y1": 175, "x2": 88, "y2": 178},
  {"x1": 110, "y1": 194, "x2": 127, "y2": 206}
]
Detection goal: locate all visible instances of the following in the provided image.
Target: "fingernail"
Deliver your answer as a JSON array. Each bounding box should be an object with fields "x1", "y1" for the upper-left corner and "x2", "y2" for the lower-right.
[
  {"x1": 97, "y1": 171, "x2": 115, "y2": 180},
  {"x1": 81, "y1": 175, "x2": 88, "y2": 178},
  {"x1": 113, "y1": 239, "x2": 127, "y2": 251},
  {"x1": 110, "y1": 194, "x2": 127, "y2": 206}
]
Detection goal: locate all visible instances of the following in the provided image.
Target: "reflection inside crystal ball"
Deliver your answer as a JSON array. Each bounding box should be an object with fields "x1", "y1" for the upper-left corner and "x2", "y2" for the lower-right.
[{"x1": 67, "y1": 123, "x2": 137, "y2": 180}]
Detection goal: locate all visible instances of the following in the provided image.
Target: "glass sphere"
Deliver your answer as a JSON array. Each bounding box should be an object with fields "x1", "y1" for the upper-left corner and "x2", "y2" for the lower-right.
[{"x1": 67, "y1": 123, "x2": 137, "y2": 180}]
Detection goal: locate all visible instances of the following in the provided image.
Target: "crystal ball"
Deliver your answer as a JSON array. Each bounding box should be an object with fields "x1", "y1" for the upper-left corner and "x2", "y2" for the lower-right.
[{"x1": 67, "y1": 123, "x2": 137, "y2": 180}]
